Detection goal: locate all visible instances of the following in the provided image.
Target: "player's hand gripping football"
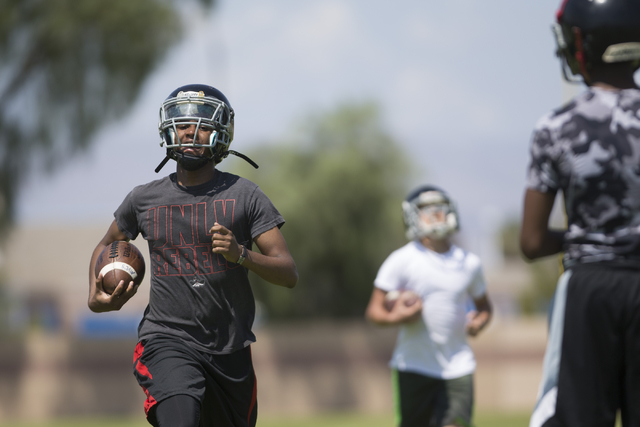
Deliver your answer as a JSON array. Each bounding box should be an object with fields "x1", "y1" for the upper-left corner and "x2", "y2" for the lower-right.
[
  {"x1": 465, "y1": 310, "x2": 488, "y2": 337},
  {"x1": 389, "y1": 293, "x2": 423, "y2": 324},
  {"x1": 89, "y1": 274, "x2": 139, "y2": 312},
  {"x1": 210, "y1": 222, "x2": 243, "y2": 263}
]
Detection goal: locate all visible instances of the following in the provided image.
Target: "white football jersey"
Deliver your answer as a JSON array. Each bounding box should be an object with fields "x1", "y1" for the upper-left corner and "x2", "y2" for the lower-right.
[{"x1": 374, "y1": 241, "x2": 486, "y2": 379}]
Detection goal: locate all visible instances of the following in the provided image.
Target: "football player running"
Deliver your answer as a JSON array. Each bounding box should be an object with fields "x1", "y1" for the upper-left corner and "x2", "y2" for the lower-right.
[
  {"x1": 88, "y1": 84, "x2": 298, "y2": 427},
  {"x1": 365, "y1": 186, "x2": 492, "y2": 427},
  {"x1": 521, "y1": 1, "x2": 640, "y2": 426}
]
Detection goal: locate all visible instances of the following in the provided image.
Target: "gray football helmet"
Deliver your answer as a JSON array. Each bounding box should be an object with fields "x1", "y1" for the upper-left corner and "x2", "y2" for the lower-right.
[{"x1": 402, "y1": 186, "x2": 459, "y2": 240}]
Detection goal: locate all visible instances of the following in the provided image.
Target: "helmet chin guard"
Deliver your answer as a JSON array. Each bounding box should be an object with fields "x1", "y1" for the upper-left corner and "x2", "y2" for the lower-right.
[{"x1": 175, "y1": 151, "x2": 212, "y2": 171}]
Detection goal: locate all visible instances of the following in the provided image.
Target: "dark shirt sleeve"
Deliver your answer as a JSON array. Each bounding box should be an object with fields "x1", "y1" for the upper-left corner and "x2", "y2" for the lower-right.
[
  {"x1": 247, "y1": 186, "x2": 285, "y2": 239},
  {"x1": 113, "y1": 190, "x2": 140, "y2": 240}
]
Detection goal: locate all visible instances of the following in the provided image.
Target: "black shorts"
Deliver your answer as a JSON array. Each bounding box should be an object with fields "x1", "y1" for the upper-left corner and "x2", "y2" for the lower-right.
[
  {"x1": 132, "y1": 336, "x2": 257, "y2": 427},
  {"x1": 393, "y1": 369, "x2": 474, "y2": 427},
  {"x1": 530, "y1": 263, "x2": 640, "y2": 427}
]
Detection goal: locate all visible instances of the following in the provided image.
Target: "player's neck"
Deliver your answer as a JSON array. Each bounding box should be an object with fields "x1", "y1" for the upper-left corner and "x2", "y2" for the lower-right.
[
  {"x1": 588, "y1": 64, "x2": 638, "y2": 90},
  {"x1": 176, "y1": 164, "x2": 217, "y2": 187},
  {"x1": 419, "y1": 237, "x2": 451, "y2": 254}
]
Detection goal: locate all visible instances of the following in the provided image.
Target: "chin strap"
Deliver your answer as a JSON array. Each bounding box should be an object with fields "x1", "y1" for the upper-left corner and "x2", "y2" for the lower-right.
[
  {"x1": 155, "y1": 155, "x2": 171, "y2": 173},
  {"x1": 227, "y1": 150, "x2": 259, "y2": 169},
  {"x1": 154, "y1": 150, "x2": 259, "y2": 173}
]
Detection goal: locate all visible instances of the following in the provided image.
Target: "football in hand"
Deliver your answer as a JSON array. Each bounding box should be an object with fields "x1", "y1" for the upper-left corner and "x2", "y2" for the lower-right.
[
  {"x1": 95, "y1": 241, "x2": 146, "y2": 295},
  {"x1": 384, "y1": 290, "x2": 420, "y2": 311}
]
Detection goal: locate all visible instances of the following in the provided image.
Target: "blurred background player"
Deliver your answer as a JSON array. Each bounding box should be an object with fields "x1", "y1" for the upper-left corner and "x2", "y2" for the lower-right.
[
  {"x1": 365, "y1": 186, "x2": 492, "y2": 427},
  {"x1": 87, "y1": 84, "x2": 298, "y2": 427},
  {"x1": 520, "y1": 1, "x2": 640, "y2": 426}
]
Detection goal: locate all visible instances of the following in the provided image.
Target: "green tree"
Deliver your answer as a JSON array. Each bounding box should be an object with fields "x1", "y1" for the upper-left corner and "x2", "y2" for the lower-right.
[
  {"x1": 231, "y1": 103, "x2": 415, "y2": 319},
  {"x1": 0, "y1": 0, "x2": 215, "y2": 239},
  {"x1": 519, "y1": 258, "x2": 561, "y2": 314},
  {"x1": 499, "y1": 218, "x2": 561, "y2": 315},
  {"x1": 499, "y1": 218, "x2": 522, "y2": 259}
]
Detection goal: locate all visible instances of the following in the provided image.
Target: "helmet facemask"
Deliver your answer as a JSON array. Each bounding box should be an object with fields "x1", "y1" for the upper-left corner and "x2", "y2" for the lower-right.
[
  {"x1": 158, "y1": 90, "x2": 235, "y2": 169},
  {"x1": 402, "y1": 190, "x2": 459, "y2": 241},
  {"x1": 552, "y1": 23, "x2": 584, "y2": 83}
]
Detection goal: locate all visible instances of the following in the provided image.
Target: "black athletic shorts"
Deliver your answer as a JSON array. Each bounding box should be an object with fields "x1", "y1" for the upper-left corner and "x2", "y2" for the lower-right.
[
  {"x1": 530, "y1": 263, "x2": 640, "y2": 427},
  {"x1": 393, "y1": 369, "x2": 474, "y2": 427},
  {"x1": 132, "y1": 336, "x2": 257, "y2": 427}
]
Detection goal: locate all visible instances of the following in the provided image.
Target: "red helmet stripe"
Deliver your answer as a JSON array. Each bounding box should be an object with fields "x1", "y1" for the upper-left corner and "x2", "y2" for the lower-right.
[{"x1": 556, "y1": 0, "x2": 570, "y2": 22}]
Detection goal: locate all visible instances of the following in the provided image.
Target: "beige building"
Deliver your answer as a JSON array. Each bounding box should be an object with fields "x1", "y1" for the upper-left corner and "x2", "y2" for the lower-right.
[{"x1": 0, "y1": 224, "x2": 547, "y2": 423}]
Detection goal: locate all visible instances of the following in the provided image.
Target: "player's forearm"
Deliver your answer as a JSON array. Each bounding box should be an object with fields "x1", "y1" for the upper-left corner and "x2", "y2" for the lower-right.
[
  {"x1": 88, "y1": 243, "x2": 118, "y2": 313},
  {"x1": 368, "y1": 313, "x2": 404, "y2": 326},
  {"x1": 474, "y1": 309, "x2": 492, "y2": 330},
  {"x1": 520, "y1": 189, "x2": 565, "y2": 260},
  {"x1": 365, "y1": 307, "x2": 397, "y2": 326},
  {"x1": 366, "y1": 304, "x2": 421, "y2": 326},
  {"x1": 467, "y1": 295, "x2": 492, "y2": 336},
  {"x1": 88, "y1": 243, "x2": 107, "y2": 309},
  {"x1": 87, "y1": 221, "x2": 133, "y2": 312},
  {"x1": 520, "y1": 229, "x2": 564, "y2": 260},
  {"x1": 366, "y1": 290, "x2": 399, "y2": 326},
  {"x1": 242, "y1": 249, "x2": 298, "y2": 288}
]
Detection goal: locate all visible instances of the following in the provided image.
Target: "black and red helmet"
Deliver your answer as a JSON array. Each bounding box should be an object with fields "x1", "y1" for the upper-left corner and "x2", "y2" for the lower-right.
[{"x1": 553, "y1": 0, "x2": 640, "y2": 82}]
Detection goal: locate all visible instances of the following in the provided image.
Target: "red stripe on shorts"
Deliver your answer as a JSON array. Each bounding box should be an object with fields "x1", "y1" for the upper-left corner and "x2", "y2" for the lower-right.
[
  {"x1": 133, "y1": 342, "x2": 153, "y2": 379},
  {"x1": 133, "y1": 342, "x2": 158, "y2": 416},
  {"x1": 134, "y1": 342, "x2": 144, "y2": 363},
  {"x1": 142, "y1": 386, "x2": 157, "y2": 415}
]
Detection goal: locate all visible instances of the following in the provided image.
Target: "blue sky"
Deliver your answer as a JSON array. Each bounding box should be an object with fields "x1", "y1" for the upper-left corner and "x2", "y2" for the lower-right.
[{"x1": 17, "y1": 0, "x2": 577, "y2": 261}]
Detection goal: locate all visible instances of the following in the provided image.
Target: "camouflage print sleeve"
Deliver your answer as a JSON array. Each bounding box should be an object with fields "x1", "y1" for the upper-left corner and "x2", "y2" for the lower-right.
[{"x1": 526, "y1": 116, "x2": 560, "y2": 194}]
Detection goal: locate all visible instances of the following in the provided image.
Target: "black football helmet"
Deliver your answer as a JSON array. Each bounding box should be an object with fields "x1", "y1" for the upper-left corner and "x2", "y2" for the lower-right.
[
  {"x1": 155, "y1": 84, "x2": 257, "y2": 173},
  {"x1": 402, "y1": 185, "x2": 459, "y2": 241},
  {"x1": 553, "y1": 0, "x2": 640, "y2": 83}
]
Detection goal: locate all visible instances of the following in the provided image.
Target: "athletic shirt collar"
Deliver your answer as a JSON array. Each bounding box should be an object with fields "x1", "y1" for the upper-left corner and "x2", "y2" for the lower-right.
[
  {"x1": 169, "y1": 170, "x2": 221, "y2": 194},
  {"x1": 411, "y1": 240, "x2": 457, "y2": 259}
]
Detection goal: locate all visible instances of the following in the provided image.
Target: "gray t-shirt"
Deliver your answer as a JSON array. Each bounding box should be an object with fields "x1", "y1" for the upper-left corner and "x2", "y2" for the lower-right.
[
  {"x1": 114, "y1": 171, "x2": 284, "y2": 354},
  {"x1": 526, "y1": 87, "x2": 640, "y2": 266}
]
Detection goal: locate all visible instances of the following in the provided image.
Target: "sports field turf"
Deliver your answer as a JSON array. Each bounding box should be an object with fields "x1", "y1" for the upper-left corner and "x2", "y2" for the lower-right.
[{"x1": 2, "y1": 411, "x2": 531, "y2": 427}]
